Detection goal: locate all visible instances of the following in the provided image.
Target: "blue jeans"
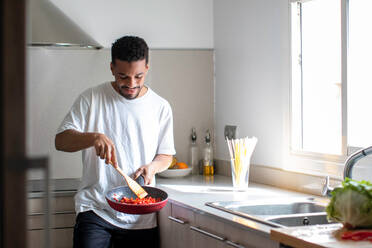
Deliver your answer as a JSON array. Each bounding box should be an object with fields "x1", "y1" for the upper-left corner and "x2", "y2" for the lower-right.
[{"x1": 73, "y1": 211, "x2": 159, "y2": 248}]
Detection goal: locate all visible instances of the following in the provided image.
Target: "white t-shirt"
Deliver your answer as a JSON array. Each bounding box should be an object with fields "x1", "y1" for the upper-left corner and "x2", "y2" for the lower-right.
[{"x1": 57, "y1": 82, "x2": 176, "y2": 229}]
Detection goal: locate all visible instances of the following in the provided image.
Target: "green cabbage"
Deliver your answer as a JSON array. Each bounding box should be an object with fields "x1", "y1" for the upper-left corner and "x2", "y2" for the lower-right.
[{"x1": 326, "y1": 178, "x2": 372, "y2": 229}]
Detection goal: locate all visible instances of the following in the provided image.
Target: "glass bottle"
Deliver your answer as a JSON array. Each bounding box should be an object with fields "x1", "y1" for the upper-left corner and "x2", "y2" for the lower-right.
[
  {"x1": 203, "y1": 130, "x2": 214, "y2": 176},
  {"x1": 189, "y1": 128, "x2": 199, "y2": 175}
]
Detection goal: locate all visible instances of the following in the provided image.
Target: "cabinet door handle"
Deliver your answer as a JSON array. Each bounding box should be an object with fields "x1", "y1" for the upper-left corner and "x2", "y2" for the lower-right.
[
  {"x1": 168, "y1": 216, "x2": 187, "y2": 224},
  {"x1": 190, "y1": 226, "x2": 225, "y2": 241},
  {"x1": 225, "y1": 240, "x2": 246, "y2": 248},
  {"x1": 28, "y1": 211, "x2": 75, "y2": 216}
]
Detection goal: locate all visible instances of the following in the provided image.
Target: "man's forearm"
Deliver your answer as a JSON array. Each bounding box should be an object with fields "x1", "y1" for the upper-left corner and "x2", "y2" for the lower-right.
[
  {"x1": 55, "y1": 130, "x2": 98, "y2": 152},
  {"x1": 152, "y1": 154, "x2": 173, "y2": 173}
]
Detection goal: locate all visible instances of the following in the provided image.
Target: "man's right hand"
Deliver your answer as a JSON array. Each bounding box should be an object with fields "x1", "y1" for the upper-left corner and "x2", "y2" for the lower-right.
[
  {"x1": 93, "y1": 133, "x2": 118, "y2": 168},
  {"x1": 55, "y1": 130, "x2": 118, "y2": 168}
]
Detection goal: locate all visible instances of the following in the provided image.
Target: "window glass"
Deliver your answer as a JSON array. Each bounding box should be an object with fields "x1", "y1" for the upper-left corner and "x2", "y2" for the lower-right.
[
  {"x1": 291, "y1": 0, "x2": 342, "y2": 155},
  {"x1": 348, "y1": 0, "x2": 372, "y2": 148}
]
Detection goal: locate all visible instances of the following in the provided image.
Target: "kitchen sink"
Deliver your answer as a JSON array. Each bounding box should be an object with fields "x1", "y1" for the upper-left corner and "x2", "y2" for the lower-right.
[
  {"x1": 206, "y1": 197, "x2": 332, "y2": 227},
  {"x1": 216, "y1": 201, "x2": 325, "y2": 216},
  {"x1": 268, "y1": 213, "x2": 331, "y2": 227}
]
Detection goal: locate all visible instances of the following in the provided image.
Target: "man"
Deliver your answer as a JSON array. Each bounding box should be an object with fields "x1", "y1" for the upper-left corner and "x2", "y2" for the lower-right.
[{"x1": 55, "y1": 36, "x2": 175, "y2": 248}]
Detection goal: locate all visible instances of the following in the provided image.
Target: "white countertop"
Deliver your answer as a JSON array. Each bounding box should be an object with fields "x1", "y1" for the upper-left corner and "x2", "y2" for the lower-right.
[
  {"x1": 155, "y1": 174, "x2": 322, "y2": 236},
  {"x1": 28, "y1": 174, "x2": 369, "y2": 247}
]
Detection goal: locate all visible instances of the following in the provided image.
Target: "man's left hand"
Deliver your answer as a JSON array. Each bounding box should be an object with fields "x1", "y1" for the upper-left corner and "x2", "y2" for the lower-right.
[
  {"x1": 133, "y1": 164, "x2": 156, "y2": 185},
  {"x1": 133, "y1": 154, "x2": 173, "y2": 185}
]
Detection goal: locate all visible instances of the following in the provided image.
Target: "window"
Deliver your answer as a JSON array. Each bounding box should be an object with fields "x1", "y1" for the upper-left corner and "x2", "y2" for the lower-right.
[
  {"x1": 348, "y1": 0, "x2": 372, "y2": 149},
  {"x1": 290, "y1": 0, "x2": 372, "y2": 159}
]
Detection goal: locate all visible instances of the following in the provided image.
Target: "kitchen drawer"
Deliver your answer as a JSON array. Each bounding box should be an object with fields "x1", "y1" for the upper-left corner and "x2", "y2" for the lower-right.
[
  {"x1": 170, "y1": 204, "x2": 195, "y2": 248},
  {"x1": 53, "y1": 196, "x2": 75, "y2": 212},
  {"x1": 28, "y1": 197, "x2": 47, "y2": 214},
  {"x1": 193, "y1": 211, "x2": 280, "y2": 248},
  {"x1": 28, "y1": 195, "x2": 74, "y2": 214},
  {"x1": 224, "y1": 219, "x2": 279, "y2": 248},
  {"x1": 28, "y1": 228, "x2": 74, "y2": 248},
  {"x1": 171, "y1": 203, "x2": 195, "y2": 223},
  {"x1": 28, "y1": 212, "x2": 76, "y2": 230},
  {"x1": 158, "y1": 202, "x2": 172, "y2": 248},
  {"x1": 166, "y1": 203, "x2": 195, "y2": 248},
  {"x1": 27, "y1": 195, "x2": 75, "y2": 248},
  {"x1": 192, "y1": 212, "x2": 226, "y2": 248}
]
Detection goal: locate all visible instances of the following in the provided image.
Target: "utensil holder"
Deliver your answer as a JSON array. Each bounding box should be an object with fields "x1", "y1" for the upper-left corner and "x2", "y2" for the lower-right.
[{"x1": 230, "y1": 158, "x2": 249, "y2": 190}]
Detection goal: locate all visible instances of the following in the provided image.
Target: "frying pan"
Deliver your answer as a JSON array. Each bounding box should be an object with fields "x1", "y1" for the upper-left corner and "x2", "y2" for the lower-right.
[{"x1": 105, "y1": 176, "x2": 168, "y2": 214}]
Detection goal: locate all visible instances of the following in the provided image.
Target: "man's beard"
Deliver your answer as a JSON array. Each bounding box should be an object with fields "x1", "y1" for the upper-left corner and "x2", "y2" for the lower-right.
[{"x1": 119, "y1": 85, "x2": 141, "y2": 100}]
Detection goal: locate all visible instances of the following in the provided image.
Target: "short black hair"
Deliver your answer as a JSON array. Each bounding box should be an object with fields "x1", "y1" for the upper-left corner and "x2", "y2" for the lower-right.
[{"x1": 111, "y1": 36, "x2": 149, "y2": 64}]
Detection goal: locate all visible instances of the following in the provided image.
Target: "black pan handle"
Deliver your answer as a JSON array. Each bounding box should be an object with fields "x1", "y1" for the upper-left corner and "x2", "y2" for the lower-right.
[{"x1": 135, "y1": 175, "x2": 145, "y2": 186}]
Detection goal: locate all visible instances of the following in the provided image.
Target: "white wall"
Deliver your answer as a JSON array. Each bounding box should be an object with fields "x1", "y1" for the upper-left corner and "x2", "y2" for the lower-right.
[
  {"x1": 149, "y1": 50, "x2": 214, "y2": 166},
  {"x1": 213, "y1": 0, "x2": 290, "y2": 168},
  {"x1": 45, "y1": 0, "x2": 214, "y2": 49},
  {"x1": 26, "y1": 48, "x2": 112, "y2": 179},
  {"x1": 27, "y1": 0, "x2": 294, "y2": 179},
  {"x1": 26, "y1": 48, "x2": 214, "y2": 179},
  {"x1": 26, "y1": 0, "x2": 215, "y2": 179}
]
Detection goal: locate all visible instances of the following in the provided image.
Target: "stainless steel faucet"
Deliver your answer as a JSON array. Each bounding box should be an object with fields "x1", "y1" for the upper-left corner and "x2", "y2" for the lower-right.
[
  {"x1": 343, "y1": 146, "x2": 372, "y2": 179},
  {"x1": 321, "y1": 176, "x2": 333, "y2": 197},
  {"x1": 322, "y1": 145, "x2": 372, "y2": 197}
]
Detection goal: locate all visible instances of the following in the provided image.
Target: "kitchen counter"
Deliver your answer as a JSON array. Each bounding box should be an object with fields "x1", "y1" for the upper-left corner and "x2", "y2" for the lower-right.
[
  {"x1": 271, "y1": 224, "x2": 372, "y2": 248},
  {"x1": 28, "y1": 175, "x2": 370, "y2": 247},
  {"x1": 155, "y1": 175, "x2": 320, "y2": 237},
  {"x1": 27, "y1": 175, "x2": 315, "y2": 236},
  {"x1": 156, "y1": 175, "x2": 372, "y2": 248}
]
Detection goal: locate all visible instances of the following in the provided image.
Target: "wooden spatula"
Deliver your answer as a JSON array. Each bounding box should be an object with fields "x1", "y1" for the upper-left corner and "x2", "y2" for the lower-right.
[{"x1": 110, "y1": 162, "x2": 148, "y2": 199}]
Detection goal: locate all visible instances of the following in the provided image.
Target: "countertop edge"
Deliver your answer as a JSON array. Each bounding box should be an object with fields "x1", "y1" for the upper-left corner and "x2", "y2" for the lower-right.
[{"x1": 27, "y1": 175, "x2": 333, "y2": 242}]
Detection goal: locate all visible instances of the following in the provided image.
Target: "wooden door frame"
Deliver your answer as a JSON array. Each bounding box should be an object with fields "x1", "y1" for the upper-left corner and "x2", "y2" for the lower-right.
[{"x1": 1, "y1": 0, "x2": 27, "y2": 247}]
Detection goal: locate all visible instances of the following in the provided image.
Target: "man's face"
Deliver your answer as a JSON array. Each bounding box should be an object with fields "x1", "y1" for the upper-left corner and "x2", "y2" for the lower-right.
[{"x1": 110, "y1": 59, "x2": 149, "y2": 100}]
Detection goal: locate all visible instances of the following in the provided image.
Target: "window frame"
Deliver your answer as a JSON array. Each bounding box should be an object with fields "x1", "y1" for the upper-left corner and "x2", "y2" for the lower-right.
[{"x1": 287, "y1": 0, "x2": 351, "y2": 177}]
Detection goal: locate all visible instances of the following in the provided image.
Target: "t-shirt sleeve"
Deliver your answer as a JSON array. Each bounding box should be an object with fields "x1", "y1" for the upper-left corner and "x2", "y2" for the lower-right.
[
  {"x1": 157, "y1": 103, "x2": 176, "y2": 155},
  {"x1": 56, "y1": 93, "x2": 90, "y2": 134}
]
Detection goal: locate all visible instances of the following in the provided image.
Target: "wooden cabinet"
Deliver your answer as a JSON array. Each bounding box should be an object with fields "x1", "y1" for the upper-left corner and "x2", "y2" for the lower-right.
[
  {"x1": 171, "y1": 203, "x2": 195, "y2": 248},
  {"x1": 28, "y1": 228, "x2": 74, "y2": 248},
  {"x1": 158, "y1": 202, "x2": 173, "y2": 248},
  {"x1": 192, "y1": 212, "x2": 226, "y2": 248},
  {"x1": 192, "y1": 212, "x2": 279, "y2": 248},
  {"x1": 158, "y1": 202, "x2": 280, "y2": 248},
  {"x1": 223, "y1": 220, "x2": 279, "y2": 248},
  {"x1": 27, "y1": 195, "x2": 75, "y2": 248},
  {"x1": 158, "y1": 202, "x2": 195, "y2": 248}
]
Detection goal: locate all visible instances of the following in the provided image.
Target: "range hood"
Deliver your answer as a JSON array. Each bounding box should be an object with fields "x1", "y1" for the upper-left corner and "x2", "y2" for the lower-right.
[{"x1": 28, "y1": 0, "x2": 102, "y2": 49}]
